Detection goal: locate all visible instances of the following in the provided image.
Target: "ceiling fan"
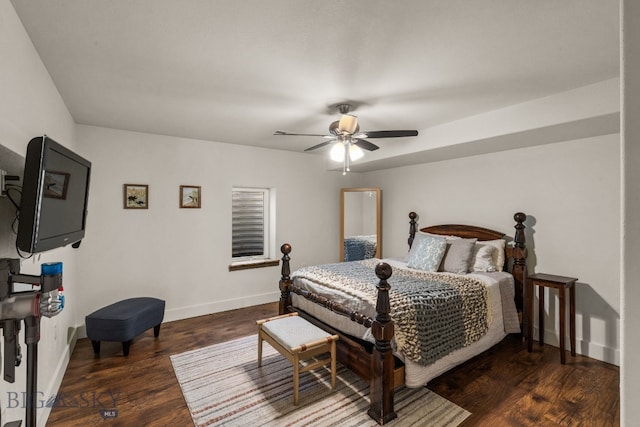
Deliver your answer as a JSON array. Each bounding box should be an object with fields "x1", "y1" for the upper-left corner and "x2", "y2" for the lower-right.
[{"x1": 273, "y1": 103, "x2": 419, "y2": 174}]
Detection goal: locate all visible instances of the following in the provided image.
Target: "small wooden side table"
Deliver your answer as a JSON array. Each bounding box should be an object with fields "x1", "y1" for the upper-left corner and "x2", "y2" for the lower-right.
[{"x1": 527, "y1": 273, "x2": 578, "y2": 364}]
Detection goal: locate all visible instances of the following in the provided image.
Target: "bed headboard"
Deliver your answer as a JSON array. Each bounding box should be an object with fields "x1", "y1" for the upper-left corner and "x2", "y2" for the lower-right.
[
  {"x1": 407, "y1": 211, "x2": 528, "y2": 314},
  {"x1": 420, "y1": 224, "x2": 505, "y2": 241}
]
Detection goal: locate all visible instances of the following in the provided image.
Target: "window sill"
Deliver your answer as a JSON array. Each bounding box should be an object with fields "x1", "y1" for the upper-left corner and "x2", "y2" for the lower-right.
[{"x1": 228, "y1": 259, "x2": 280, "y2": 272}]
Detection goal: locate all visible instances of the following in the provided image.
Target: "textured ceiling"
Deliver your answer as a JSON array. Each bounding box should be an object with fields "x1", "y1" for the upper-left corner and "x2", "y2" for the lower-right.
[{"x1": 10, "y1": 1, "x2": 619, "y2": 161}]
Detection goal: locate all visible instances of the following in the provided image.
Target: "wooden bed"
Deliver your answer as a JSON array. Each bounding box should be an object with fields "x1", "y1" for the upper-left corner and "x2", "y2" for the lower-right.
[{"x1": 278, "y1": 211, "x2": 528, "y2": 425}]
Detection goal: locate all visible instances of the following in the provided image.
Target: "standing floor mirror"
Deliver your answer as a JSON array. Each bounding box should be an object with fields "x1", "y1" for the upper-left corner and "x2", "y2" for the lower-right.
[{"x1": 340, "y1": 188, "x2": 381, "y2": 262}]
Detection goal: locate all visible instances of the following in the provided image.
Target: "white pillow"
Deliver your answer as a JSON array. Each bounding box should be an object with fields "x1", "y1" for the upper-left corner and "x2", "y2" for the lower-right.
[
  {"x1": 472, "y1": 239, "x2": 506, "y2": 272},
  {"x1": 471, "y1": 244, "x2": 497, "y2": 272}
]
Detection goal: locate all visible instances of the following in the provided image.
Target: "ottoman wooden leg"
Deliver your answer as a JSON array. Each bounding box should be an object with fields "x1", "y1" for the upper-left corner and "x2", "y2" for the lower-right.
[
  {"x1": 91, "y1": 340, "x2": 100, "y2": 355},
  {"x1": 154, "y1": 324, "x2": 161, "y2": 337},
  {"x1": 331, "y1": 340, "x2": 336, "y2": 389},
  {"x1": 123, "y1": 340, "x2": 131, "y2": 357},
  {"x1": 293, "y1": 353, "x2": 300, "y2": 406}
]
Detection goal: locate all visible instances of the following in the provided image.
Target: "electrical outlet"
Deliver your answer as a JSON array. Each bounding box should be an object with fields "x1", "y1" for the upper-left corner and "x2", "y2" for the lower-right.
[{"x1": 0, "y1": 170, "x2": 20, "y2": 196}]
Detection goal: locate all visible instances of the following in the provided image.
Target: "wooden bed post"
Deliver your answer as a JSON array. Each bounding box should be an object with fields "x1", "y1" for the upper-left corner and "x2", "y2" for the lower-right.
[
  {"x1": 279, "y1": 243, "x2": 292, "y2": 315},
  {"x1": 511, "y1": 213, "x2": 527, "y2": 312},
  {"x1": 408, "y1": 212, "x2": 417, "y2": 249},
  {"x1": 368, "y1": 262, "x2": 397, "y2": 425}
]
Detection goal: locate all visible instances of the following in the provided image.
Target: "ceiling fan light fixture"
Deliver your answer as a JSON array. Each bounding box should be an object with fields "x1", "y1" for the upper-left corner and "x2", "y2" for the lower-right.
[
  {"x1": 330, "y1": 140, "x2": 364, "y2": 164},
  {"x1": 330, "y1": 141, "x2": 345, "y2": 162},
  {"x1": 349, "y1": 143, "x2": 364, "y2": 161},
  {"x1": 273, "y1": 101, "x2": 418, "y2": 175},
  {"x1": 338, "y1": 114, "x2": 358, "y2": 134}
]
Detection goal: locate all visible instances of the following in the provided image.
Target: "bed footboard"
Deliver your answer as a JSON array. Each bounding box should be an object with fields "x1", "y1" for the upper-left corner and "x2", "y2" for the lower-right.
[
  {"x1": 278, "y1": 244, "x2": 398, "y2": 425},
  {"x1": 368, "y1": 262, "x2": 397, "y2": 424}
]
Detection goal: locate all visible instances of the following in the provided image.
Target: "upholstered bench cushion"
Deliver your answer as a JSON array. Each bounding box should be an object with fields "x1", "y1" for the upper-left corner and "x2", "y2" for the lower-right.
[
  {"x1": 261, "y1": 315, "x2": 332, "y2": 350},
  {"x1": 86, "y1": 297, "x2": 165, "y2": 357}
]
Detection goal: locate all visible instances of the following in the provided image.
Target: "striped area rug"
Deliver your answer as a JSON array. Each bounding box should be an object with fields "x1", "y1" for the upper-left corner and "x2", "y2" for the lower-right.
[{"x1": 170, "y1": 335, "x2": 470, "y2": 427}]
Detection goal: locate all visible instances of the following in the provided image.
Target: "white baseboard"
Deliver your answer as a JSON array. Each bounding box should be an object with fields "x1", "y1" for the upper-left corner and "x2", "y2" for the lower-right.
[
  {"x1": 537, "y1": 327, "x2": 619, "y2": 366},
  {"x1": 38, "y1": 326, "x2": 79, "y2": 427},
  {"x1": 164, "y1": 291, "x2": 280, "y2": 323}
]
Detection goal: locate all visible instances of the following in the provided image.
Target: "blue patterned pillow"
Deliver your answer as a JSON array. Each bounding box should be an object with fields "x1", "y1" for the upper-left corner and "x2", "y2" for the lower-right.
[{"x1": 407, "y1": 233, "x2": 447, "y2": 271}]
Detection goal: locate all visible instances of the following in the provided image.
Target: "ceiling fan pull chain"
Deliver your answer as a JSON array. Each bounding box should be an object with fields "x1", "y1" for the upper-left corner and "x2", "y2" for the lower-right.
[{"x1": 344, "y1": 141, "x2": 349, "y2": 175}]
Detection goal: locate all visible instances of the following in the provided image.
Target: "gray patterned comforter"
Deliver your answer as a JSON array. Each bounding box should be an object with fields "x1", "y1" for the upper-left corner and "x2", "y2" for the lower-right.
[{"x1": 291, "y1": 259, "x2": 489, "y2": 366}]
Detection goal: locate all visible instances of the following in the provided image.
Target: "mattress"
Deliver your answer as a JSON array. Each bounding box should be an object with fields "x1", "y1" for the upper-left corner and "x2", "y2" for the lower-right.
[{"x1": 291, "y1": 258, "x2": 519, "y2": 387}]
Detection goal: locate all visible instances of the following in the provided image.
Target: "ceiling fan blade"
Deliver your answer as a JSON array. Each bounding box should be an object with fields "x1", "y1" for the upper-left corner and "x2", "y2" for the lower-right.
[
  {"x1": 274, "y1": 130, "x2": 331, "y2": 137},
  {"x1": 304, "y1": 140, "x2": 335, "y2": 152},
  {"x1": 358, "y1": 130, "x2": 419, "y2": 139},
  {"x1": 353, "y1": 139, "x2": 379, "y2": 151}
]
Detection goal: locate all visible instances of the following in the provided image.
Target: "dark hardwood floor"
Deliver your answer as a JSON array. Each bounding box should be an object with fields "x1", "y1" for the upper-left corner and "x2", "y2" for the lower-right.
[{"x1": 45, "y1": 302, "x2": 619, "y2": 426}]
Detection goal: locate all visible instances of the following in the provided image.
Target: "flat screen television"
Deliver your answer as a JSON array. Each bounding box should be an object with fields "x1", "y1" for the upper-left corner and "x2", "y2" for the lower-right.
[{"x1": 16, "y1": 135, "x2": 91, "y2": 253}]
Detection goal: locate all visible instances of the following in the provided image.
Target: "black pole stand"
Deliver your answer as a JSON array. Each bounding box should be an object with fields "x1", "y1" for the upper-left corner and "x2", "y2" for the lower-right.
[{"x1": 24, "y1": 316, "x2": 40, "y2": 427}]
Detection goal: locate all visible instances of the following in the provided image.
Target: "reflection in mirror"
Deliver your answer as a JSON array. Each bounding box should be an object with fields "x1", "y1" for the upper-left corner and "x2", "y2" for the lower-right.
[{"x1": 340, "y1": 188, "x2": 381, "y2": 261}]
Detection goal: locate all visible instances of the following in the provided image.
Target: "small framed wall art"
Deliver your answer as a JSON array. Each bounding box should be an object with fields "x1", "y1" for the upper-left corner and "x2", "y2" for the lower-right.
[
  {"x1": 43, "y1": 171, "x2": 70, "y2": 200},
  {"x1": 180, "y1": 185, "x2": 201, "y2": 208},
  {"x1": 123, "y1": 184, "x2": 149, "y2": 209}
]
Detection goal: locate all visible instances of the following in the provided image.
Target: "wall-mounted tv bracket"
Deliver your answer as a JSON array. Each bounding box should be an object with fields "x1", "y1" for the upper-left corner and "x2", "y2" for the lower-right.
[
  {"x1": 0, "y1": 258, "x2": 64, "y2": 427},
  {"x1": 0, "y1": 169, "x2": 20, "y2": 197}
]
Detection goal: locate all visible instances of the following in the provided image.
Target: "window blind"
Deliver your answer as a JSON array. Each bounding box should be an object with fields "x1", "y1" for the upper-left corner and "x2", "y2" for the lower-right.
[{"x1": 232, "y1": 189, "x2": 265, "y2": 258}]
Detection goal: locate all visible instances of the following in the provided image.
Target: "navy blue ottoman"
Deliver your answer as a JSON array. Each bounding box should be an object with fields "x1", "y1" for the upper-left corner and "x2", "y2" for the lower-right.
[{"x1": 86, "y1": 297, "x2": 165, "y2": 356}]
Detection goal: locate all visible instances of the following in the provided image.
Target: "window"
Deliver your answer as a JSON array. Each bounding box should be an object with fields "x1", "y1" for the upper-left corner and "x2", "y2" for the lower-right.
[{"x1": 231, "y1": 188, "x2": 276, "y2": 268}]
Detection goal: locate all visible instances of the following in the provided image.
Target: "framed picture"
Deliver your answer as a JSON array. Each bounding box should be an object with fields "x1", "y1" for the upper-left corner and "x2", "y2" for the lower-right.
[
  {"x1": 123, "y1": 184, "x2": 148, "y2": 209},
  {"x1": 43, "y1": 171, "x2": 70, "y2": 199},
  {"x1": 180, "y1": 185, "x2": 201, "y2": 208}
]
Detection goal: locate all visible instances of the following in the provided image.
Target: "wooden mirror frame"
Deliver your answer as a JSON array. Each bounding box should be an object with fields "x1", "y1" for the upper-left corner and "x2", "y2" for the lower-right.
[{"x1": 340, "y1": 187, "x2": 382, "y2": 261}]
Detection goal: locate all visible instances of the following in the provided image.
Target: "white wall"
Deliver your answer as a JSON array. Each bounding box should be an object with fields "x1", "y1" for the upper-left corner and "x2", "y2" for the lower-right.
[
  {"x1": 0, "y1": 2, "x2": 80, "y2": 425},
  {"x1": 621, "y1": 1, "x2": 640, "y2": 423},
  {"x1": 74, "y1": 125, "x2": 359, "y2": 322},
  {"x1": 363, "y1": 133, "x2": 620, "y2": 365},
  {"x1": 343, "y1": 191, "x2": 378, "y2": 237},
  {"x1": 362, "y1": 193, "x2": 377, "y2": 236}
]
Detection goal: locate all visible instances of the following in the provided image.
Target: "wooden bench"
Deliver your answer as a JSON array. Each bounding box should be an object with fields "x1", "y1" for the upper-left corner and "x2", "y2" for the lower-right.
[
  {"x1": 257, "y1": 313, "x2": 339, "y2": 405},
  {"x1": 86, "y1": 297, "x2": 165, "y2": 356}
]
